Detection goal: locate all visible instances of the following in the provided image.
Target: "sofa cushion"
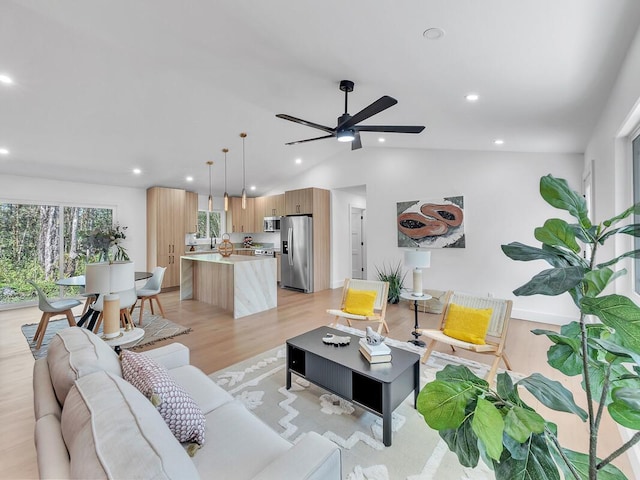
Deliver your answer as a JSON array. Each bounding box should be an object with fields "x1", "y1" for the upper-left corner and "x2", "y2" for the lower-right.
[
  {"x1": 121, "y1": 350, "x2": 206, "y2": 446},
  {"x1": 61, "y1": 371, "x2": 199, "y2": 479},
  {"x1": 47, "y1": 326, "x2": 121, "y2": 405},
  {"x1": 191, "y1": 401, "x2": 291, "y2": 480},
  {"x1": 168, "y1": 364, "x2": 234, "y2": 414}
]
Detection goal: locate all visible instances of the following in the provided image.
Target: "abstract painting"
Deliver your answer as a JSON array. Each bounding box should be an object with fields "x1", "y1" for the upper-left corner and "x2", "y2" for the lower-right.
[{"x1": 397, "y1": 196, "x2": 465, "y2": 248}]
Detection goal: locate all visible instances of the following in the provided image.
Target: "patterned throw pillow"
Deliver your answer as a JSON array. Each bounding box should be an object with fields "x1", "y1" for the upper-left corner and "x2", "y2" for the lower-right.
[{"x1": 120, "y1": 350, "x2": 206, "y2": 448}]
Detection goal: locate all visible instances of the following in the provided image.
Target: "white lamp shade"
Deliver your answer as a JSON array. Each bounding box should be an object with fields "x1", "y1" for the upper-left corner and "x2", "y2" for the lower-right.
[
  {"x1": 85, "y1": 261, "x2": 135, "y2": 294},
  {"x1": 85, "y1": 263, "x2": 111, "y2": 294},
  {"x1": 109, "y1": 261, "x2": 135, "y2": 292},
  {"x1": 404, "y1": 250, "x2": 431, "y2": 269}
]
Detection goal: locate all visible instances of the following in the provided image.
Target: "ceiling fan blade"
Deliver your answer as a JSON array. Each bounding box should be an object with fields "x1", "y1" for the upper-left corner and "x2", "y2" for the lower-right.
[
  {"x1": 351, "y1": 132, "x2": 362, "y2": 150},
  {"x1": 285, "y1": 134, "x2": 335, "y2": 146},
  {"x1": 355, "y1": 125, "x2": 425, "y2": 134},
  {"x1": 338, "y1": 96, "x2": 398, "y2": 130},
  {"x1": 276, "y1": 114, "x2": 334, "y2": 134}
]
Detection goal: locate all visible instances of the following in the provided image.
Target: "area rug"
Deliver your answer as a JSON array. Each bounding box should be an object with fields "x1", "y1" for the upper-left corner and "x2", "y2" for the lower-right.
[
  {"x1": 208, "y1": 325, "x2": 516, "y2": 480},
  {"x1": 21, "y1": 312, "x2": 191, "y2": 360}
]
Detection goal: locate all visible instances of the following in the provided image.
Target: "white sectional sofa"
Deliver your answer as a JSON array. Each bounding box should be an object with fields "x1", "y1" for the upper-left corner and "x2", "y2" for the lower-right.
[{"x1": 33, "y1": 327, "x2": 341, "y2": 479}]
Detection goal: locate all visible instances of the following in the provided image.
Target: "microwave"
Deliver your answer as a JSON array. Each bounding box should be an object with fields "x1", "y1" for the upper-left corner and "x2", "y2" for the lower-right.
[{"x1": 263, "y1": 216, "x2": 281, "y2": 232}]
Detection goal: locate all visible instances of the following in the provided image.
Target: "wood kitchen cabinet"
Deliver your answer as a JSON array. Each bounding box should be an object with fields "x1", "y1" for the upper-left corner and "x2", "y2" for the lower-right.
[
  {"x1": 264, "y1": 194, "x2": 285, "y2": 217},
  {"x1": 285, "y1": 188, "x2": 323, "y2": 215},
  {"x1": 226, "y1": 197, "x2": 256, "y2": 233},
  {"x1": 147, "y1": 187, "x2": 197, "y2": 289}
]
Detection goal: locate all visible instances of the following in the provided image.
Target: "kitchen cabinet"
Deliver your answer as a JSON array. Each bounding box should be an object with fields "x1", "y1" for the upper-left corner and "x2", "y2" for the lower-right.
[
  {"x1": 285, "y1": 188, "x2": 311, "y2": 215},
  {"x1": 264, "y1": 194, "x2": 285, "y2": 217},
  {"x1": 184, "y1": 191, "x2": 198, "y2": 233},
  {"x1": 226, "y1": 197, "x2": 256, "y2": 233},
  {"x1": 254, "y1": 196, "x2": 266, "y2": 231},
  {"x1": 147, "y1": 187, "x2": 196, "y2": 289},
  {"x1": 235, "y1": 249, "x2": 255, "y2": 256}
]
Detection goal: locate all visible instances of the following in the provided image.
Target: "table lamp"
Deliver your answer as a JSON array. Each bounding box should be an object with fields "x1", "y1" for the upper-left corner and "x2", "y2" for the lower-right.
[
  {"x1": 404, "y1": 250, "x2": 431, "y2": 297},
  {"x1": 85, "y1": 262, "x2": 135, "y2": 339}
]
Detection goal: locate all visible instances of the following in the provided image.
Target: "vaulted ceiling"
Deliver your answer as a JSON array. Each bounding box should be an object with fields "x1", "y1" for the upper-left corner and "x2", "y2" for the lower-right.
[{"x1": 2, "y1": 0, "x2": 640, "y2": 197}]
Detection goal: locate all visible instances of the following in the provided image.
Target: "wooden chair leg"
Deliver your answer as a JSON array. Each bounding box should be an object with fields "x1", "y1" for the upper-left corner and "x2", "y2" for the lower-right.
[
  {"x1": 35, "y1": 313, "x2": 52, "y2": 349},
  {"x1": 501, "y1": 352, "x2": 512, "y2": 371},
  {"x1": 486, "y1": 355, "x2": 502, "y2": 386},
  {"x1": 382, "y1": 319, "x2": 390, "y2": 334},
  {"x1": 138, "y1": 298, "x2": 146, "y2": 326},
  {"x1": 122, "y1": 309, "x2": 134, "y2": 330},
  {"x1": 421, "y1": 339, "x2": 437, "y2": 364},
  {"x1": 64, "y1": 309, "x2": 77, "y2": 327},
  {"x1": 33, "y1": 312, "x2": 48, "y2": 344},
  {"x1": 93, "y1": 312, "x2": 104, "y2": 334},
  {"x1": 153, "y1": 295, "x2": 165, "y2": 317},
  {"x1": 130, "y1": 299, "x2": 138, "y2": 315},
  {"x1": 149, "y1": 299, "x2": 155, "y2": 315}
]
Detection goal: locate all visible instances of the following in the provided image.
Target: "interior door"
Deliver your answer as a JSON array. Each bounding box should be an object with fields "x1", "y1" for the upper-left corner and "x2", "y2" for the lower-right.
[{"x1": 351, "y1": 207, "x2": 365, "y2": 279}]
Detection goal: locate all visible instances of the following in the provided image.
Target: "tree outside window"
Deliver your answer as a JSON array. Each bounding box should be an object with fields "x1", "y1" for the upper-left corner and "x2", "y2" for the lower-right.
[{"x1": 197, "y1": 210, "x2": 222, "y2": 239}]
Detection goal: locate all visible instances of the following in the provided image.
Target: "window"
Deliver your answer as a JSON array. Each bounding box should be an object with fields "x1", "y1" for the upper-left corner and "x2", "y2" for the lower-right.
[
  {"x1": 197, "y1": 210, "x2": 222, "y2": 239},
  {"x1": 633, "y1": 132, "x2": 640, "y2": 294},
  {"x1": 0, "y1": 202, "x2": 113, "y2": 307}
]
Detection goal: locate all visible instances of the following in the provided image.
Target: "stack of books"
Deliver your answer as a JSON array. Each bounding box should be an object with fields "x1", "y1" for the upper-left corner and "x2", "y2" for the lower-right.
[{"x1": 359, "y1": 338, "x2": 392, "y2": 364}]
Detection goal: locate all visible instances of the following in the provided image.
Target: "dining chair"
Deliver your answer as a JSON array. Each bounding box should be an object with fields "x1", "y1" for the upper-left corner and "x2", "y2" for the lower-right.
[
  {"x1": 130, "y1": 267, "x2": 166, "y2": 326},
  {"x1": 28, "y1": 280, "x2": 81, "y2": 349},
  {"x1": 91, "y1": 288, "x2": 138, "y2": 334}
]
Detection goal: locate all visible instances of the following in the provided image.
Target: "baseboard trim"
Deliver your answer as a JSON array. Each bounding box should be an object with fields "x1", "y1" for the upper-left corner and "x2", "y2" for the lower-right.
[{"x1": 511, "y1": 308, "x2": 576, "y2": 326}]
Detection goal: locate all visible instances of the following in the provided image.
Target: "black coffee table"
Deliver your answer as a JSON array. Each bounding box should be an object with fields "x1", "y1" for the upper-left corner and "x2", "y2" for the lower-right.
[{"x1": 286, "y1": 326, "x2": 420, "y2": 446}]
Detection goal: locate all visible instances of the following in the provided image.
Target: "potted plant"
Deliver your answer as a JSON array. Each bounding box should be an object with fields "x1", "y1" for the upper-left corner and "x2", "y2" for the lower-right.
[
  {"x1": 375, "y1": 261, "x2": 407, "y2": 303},
  {"x1": 417, "y1": 174, "x2": 640, "y2": 479}
]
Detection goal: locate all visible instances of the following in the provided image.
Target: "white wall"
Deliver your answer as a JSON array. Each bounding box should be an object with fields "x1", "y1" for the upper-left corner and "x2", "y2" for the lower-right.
[
  {"x1": 0, "y1": 174, "x2": 147, "y2": 270},
  {"x1": 586, "y1": 26, "x2": 640, "y2": 302},
  {"x1": 277, "y1": 148, "x2": 584, "y2": 324}
]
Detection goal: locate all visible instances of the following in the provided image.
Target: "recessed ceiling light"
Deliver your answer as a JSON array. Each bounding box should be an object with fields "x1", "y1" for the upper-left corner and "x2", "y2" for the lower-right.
[
  {"x1": 0, "y1": 75, "x2": 13, "y2": 85},
  {"x1": 465, "y1": 93, "x2": 480, "y2": 102},
  {"x1": 250, "y1": 185, "x2": 256, "y2": 191},
  {"x1": 295, "y1": 158, "x2": 302, "y2": 164},
  {"x1": 423, "y1": 27, "x2": 445, "y2": 40},
  {"x1": 0, "y1": 148, "x2": 9, "y2": 155},
  {"x1": 494, "y1": 139, "x2": 505, "y2": 145},
  {"x1": 378, "y1": 137, "x2": 385, "y2": 143},
  {"x1": 132, "y1": 168, "x2": 141, "y2": 175},
  {"x1": 186, "y1": 176, "x2": 194, "y2": 182}
]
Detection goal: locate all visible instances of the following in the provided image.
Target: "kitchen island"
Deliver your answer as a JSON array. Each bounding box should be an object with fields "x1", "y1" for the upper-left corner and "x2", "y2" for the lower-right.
[{"x1": 180, "y1": 254, "x2": 277, "y2": 319}]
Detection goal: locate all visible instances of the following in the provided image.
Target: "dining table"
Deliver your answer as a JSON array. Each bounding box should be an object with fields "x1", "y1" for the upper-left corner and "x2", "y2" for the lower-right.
[{"x1": 56, "y1": 271, "x2": 153, "y2": 330}]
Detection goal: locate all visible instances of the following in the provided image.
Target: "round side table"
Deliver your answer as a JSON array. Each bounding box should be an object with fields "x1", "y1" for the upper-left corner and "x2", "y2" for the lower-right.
[
  {"x1": 400, "y1": 291, "x2": 432, "y2": 347},
  {"x1": 102, "y1": 327, "x2": 145, "y2": 353}
]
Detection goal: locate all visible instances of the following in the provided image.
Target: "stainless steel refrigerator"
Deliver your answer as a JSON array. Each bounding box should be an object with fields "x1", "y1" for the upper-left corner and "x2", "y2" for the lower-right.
[{"x1": 281, "y1": 215, "x2": 313, "y2": 293}]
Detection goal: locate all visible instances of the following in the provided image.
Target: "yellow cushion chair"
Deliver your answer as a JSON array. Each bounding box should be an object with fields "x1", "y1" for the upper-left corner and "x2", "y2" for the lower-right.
[
  {"x1": 327, "y1": 278, "x2": 390, "y2": 334},
  {"x1": 417, "y1": 291, "x2": 513, "y2": 384}
]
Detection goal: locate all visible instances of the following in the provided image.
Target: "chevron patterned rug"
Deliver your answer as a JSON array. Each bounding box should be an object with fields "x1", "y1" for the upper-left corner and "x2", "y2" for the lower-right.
[{"x1": 208, "y1": 325, "x2": 515, "y2": 480}]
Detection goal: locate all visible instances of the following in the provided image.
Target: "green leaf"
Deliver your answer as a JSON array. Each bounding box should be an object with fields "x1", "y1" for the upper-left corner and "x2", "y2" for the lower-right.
[
  {"x1": 596, "y1": 249, "x2": 640, "y2": 269},
  {"x1": 471, "y1": 398, "x2": 504, "y2": 461},
  {"x1": 547, "y1": 343, "x2": 583, "y2": 376},
  {"x1": 603, "y1": 203, "x2": 640, "y2": 227},
  {"x1": 599, "y1": 223, "x2": 640, "y2": 244},
  {"x1": 518, "y1": 373, "x2": 588, "y2": 420},
  {"x1": 609, "y1": 386, "x2": 640, "y2": 429},
  {"x1": 494, "y1": 433, "x2": 561, "y2": 480},
  {"x1": 496, "y1": 372, "x2": 524, "y2": 406},
  {"x1": 590, "y1": 337, "x2": 640, "y2": 366},
  {"x1": 581, "y1": 295, "x2": 640, "y2": 355},
  {"x1": 540, "y1": 174, "x2": 591, "y2": 229},
  {"x1": 436, "y1": 364, "x2": 489, "y2": 388},
  {"x1": 513, "y1": 266, "x2": 584, "y2": 297},
  {"x1": 504, "y1": 406, "x2": 546, "y2": 443},
  {"x1": 531, "y1": 328, "x2": 581, "y2": 351},
  {"x1": 417, "y1": 381, "x2": 474, "y2": 430},
  {"x1": 439, "y1": 417, "x2": 480, "y2": 468},
  {"x1": 583, "y1": 268, "x2": 625, "y2": 298},
  {"x1": 501, "y1": 242, "x2": 568, "y2": 267},
  {"x1": 534, "y1": 218, "x2": 581, "y2": 253},
  {"x1": 559, "y1": 448, "x2": 628, "y2": 480}
]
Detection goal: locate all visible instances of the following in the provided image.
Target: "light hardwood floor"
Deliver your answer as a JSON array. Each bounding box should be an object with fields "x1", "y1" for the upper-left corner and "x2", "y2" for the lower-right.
[{"x1": 0, "y1": 287, "x2": 633, "y2": 478}]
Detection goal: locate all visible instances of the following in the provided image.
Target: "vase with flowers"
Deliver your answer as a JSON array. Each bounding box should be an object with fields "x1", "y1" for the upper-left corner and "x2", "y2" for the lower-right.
[{"x1": 86, "y1": 223, "x2": 129, "y2": 263}]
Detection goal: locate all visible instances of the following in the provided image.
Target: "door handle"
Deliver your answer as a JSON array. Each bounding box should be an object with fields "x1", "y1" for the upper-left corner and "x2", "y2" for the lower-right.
[{"x1": 288, "y1": 227, "x2": 293, "y2": 266}]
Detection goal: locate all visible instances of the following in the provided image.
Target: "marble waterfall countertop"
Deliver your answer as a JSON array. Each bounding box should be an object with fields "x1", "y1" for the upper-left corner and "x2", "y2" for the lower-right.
[{"x1": 180, "y1": 254, "x2": 277, "y2": 319}]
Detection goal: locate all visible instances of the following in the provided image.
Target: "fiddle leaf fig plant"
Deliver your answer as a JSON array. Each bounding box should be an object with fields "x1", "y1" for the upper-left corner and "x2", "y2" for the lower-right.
[{"x1": 417, "y1": 174, "x2": 640, "y2": 480}]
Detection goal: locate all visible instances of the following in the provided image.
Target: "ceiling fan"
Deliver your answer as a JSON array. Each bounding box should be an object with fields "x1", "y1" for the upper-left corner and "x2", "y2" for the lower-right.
[{"x1": 276, "y1": 80, "x2": 425, "y2": 150}]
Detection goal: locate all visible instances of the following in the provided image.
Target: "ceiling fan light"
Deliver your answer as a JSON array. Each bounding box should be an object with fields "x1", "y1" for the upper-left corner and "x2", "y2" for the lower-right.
[{"x1": 337, "y1": 130, "x2": 355, "y2": 142}]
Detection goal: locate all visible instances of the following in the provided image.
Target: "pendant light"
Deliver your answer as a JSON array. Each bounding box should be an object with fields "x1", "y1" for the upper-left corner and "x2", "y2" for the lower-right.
[
  {"x1": 240, "y1": 132, "x2": 247, "y2": 210},
  {"x1": 222, "y1": 148, "x2": 229, "y2": 212},
  {"x1": 206, "y1": 160, "x2": 213, "y2": 212}
]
